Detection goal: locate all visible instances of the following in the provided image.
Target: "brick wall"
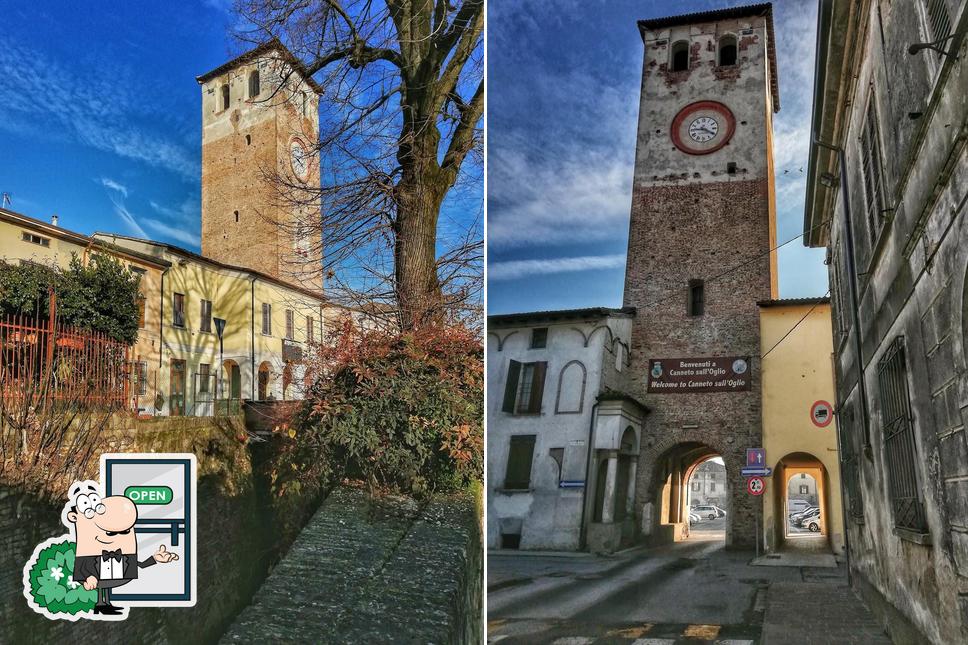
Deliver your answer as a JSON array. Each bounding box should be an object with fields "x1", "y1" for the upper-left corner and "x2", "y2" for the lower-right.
[{"x1": 623, "y1": 178, "x2": 773, "y2": 548}]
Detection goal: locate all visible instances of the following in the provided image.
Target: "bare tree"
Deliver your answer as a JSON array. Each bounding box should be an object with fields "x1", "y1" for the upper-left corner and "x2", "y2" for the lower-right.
[{"x1": 236, "y1": 0, "x2": 484, "y2": 330}]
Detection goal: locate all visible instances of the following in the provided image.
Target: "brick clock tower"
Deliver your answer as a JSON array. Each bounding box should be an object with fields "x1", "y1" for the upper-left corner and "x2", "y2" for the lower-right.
[
  {"x1": 196, "y1": 41, "x2": 323, "y2": 290},
  {"x1": 623, "y1": 4, "x2": 779, "y2": 548}
]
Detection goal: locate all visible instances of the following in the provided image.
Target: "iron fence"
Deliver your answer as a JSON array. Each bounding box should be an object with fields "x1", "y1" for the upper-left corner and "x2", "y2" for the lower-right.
[{"x1": 0, "y1": 311, "x2": 130, "y2": 411}]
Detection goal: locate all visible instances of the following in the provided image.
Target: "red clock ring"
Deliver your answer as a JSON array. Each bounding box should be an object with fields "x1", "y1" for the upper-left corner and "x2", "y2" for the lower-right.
[{"x1": 670, "y1": 100, "x2": 736, "y2": 155}]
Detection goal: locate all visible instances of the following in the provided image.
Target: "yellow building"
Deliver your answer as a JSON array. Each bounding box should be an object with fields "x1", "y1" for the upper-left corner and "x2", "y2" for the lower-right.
[
  {"x1": 758, "y1": 297, "x2": 844, "y2": 557},
  {"x1": 0, "y1": 207, "x2": 170, "y2": 415},
  {"x1": 92, "y1": 233, "x2": 329, "y2": 417}
]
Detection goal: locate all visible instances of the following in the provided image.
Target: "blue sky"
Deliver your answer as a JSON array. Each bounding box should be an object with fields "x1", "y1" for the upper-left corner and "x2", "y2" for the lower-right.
[
  {"x1": 487, "y1": 0, "x2": 829, "y2": 314},
  {"x1": 0, "y1": 0, "x2": 245, "y2": 249}
]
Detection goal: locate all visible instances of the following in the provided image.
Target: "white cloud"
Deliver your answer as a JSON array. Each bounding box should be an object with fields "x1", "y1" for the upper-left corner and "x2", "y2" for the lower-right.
[
  {"x1": 108, "y1": 195, "x2": 148, "y2": 239},
  {"x1": 142, "y1": 218, "x2": 201, "y2": 248},
  {"x1": 98, "y1": 177, "x2": 129, "y2": 198},
  {"x1": 489, "y1": 254, "x2": 626, "y2": 281},
  {"x1": 149, "y1": 198, "x2": 198, "y2": 223},
  {"x1": 0, "y1": 42, "x2": 198, "y2": 180}
]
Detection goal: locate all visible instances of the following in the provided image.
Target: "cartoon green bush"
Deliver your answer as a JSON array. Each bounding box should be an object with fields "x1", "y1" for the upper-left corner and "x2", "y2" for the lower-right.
[{"x1": 25, "y1": 540, "x2": 97, "y2": 615}]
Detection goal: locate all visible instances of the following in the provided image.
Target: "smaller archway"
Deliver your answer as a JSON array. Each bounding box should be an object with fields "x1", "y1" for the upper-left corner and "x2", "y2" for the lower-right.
[
  {"x1": 222, "y1": 360, "x2": 241, "y2": 400},
  {"x1": 670, "y1": 40, "x2": 690, "y2": 71},
  {"x1": 769, "y1": 452, "x2": 830, "y2": 553},
  {"x1": 282, "y1": 361, "x2": 294, "y2": 400},
  {"x1": 258, "y1": 361, "x2": 272, "y2": 400},
  {"x1": 718, "y1": 34, "x2": 738, "y2": 66}
]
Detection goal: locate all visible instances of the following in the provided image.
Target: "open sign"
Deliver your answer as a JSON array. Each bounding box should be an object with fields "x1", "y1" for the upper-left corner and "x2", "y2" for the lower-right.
[
  {"x1": 811, "y1": 400, "x2": 833, "y2": 427},
  {"x1": 124, "y1": 485, "x2": 173, "y2": 505}
]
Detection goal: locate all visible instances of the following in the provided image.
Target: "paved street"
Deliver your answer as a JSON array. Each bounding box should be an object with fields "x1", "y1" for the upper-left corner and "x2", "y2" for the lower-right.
[{"x1": 487, "y1": 535, "x2": 890, "y2": 644}]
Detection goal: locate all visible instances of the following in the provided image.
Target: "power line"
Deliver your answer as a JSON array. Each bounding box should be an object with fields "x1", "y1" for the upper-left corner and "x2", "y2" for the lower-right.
[
  {"x1": 760, "y1": 291, "x2": 830, "y2": 360},
  {"x1": 639, "y1": 219, "x2": 829, "y2": 311}
]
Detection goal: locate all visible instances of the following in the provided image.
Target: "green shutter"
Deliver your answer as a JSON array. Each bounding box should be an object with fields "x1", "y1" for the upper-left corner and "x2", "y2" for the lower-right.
[
  {"x1": 503, "y1": 360, "x2": 521, "y2": 413},
  {"x1": 505, "y1": 435, "x2": 536, "y2": 489},
  {"x1": 527, "y1": 361, "x2": 548, "y2": 413}
]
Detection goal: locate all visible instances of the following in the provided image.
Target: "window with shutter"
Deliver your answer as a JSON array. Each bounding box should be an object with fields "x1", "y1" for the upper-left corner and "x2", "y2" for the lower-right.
[
  {"x1": 200, "y1": 299, "x2": 212, "y2": 332},
  {"x1": 504, "y1": 435, "x2": 536, "y2": 490},
  {"x1": 262, "y1": 303, "x2": 272, "y2": 335},
  {"x1": 173, "y1": 293, "x2": 186, "y2": 328},
  {"x1": 502, "y1": 360, "x2": 547, "y2": 414}
]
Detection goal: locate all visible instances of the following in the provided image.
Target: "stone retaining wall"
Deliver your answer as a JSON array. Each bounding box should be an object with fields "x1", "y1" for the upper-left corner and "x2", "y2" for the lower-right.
[
  {"x1": 0, "y1": 415, "x2": 320, "y2": 644},
  {"x1": 220, "y1": 486, "x2": 484, "y2": 643}
]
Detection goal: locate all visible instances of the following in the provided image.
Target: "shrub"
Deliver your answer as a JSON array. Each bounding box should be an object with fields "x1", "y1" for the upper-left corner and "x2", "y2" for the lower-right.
[
  {"x1": 0, "y1": 253, "x2": 142, "y2": 344},
  {"x1": 24, "y1": 539, "x2": 98, "y2": 616},
  {"x1": 271, "y1": 321, "x2": 483, "y2": 498}
]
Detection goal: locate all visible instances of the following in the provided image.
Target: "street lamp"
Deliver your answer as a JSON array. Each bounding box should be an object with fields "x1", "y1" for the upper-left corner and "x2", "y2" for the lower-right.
[{"x1": 213, "y1": 317, "x2": 226, "y2": 413}]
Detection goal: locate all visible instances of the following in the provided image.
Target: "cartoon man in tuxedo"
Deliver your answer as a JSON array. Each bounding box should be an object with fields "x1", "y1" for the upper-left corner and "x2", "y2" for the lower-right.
[{"x1": 66, "y1": 481, "x2": 178, "y2": 616}]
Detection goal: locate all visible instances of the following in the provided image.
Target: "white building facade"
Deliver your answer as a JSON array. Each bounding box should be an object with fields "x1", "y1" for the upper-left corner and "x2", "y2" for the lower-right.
[{"x1": 487, "y1": 307, "x2": 647, "y2": 552}]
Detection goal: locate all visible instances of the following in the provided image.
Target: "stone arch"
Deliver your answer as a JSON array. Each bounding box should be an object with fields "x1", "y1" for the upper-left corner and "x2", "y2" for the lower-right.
[
  {"x1": 670, "y1": 40, "x2": 690, "y2": 71},
  {"x1": 769, "y1": 452, "x2": 830, "y2": 551},
  {"x1": 634, "y1": 431, "x2": 752, "y2": 547},
  {"x1": 718, "y1": 33, "x2": 738, "y2": 66},
  {"x1": 257, "y1": 361, "x2": 272, "y2": 400},
  {"x1": 555, "y1": 360, "x2": 587, "y2": 414}
]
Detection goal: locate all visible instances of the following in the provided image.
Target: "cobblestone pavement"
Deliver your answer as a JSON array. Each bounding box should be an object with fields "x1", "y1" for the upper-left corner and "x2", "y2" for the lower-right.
[
  {"x1": 760, "y1": 577, "x2": 892, "y2": 644},
  {"x1": 488, "y1": 537, "x2": 892, "y2": 644}
]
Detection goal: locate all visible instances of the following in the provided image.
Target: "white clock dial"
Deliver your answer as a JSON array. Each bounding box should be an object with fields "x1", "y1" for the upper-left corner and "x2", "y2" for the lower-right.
[
  {"x1": 290, "y1": 140, "x2": 309, "y2": 181},
  {"x1": 688, "y1": 116, "x2": 719, "y2": 143}
]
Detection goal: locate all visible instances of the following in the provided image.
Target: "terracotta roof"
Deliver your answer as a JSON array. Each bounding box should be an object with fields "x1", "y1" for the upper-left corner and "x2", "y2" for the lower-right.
[
  {"x1": 597, "y1": 389, "x2": 651, "y2": 414},
  {"x1": 91, "y1": 232, "x2": 326, "y2": 304},
  {"x1": 0, "y1": 207, "x2": 171, "y2": 269},
  {"x1": 196, "y1": 38, "x2": 324, "y2": 95},
  {"x1": 757, "y1": 297, "x2": 830, "y2": 307},
  {"x1": 488, "y1": 306, "x2": 636, "y2": 326},
  {"x1": 637, "y1": 2, "x2": 780, "y2": 112}
]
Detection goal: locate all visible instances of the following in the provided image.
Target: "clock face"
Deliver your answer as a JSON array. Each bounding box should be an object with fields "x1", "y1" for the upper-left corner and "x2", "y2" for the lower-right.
[
  {"x1": 290, "y1": 140, "x2": 309, "y2": 181},
  {"x1": 688, "y1": 117, "x2": 719, "y2": 143},
  {"x1": 670, "y1": 101, "x2": 735, "y2": 155}
]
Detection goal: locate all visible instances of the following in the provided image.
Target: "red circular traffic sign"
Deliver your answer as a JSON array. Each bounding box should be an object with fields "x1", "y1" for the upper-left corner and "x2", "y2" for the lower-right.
[
  {"x1": 747, "y1": 476, "x2": 765, "y2": 496},
  {"x1": 811, "y1": 400, "x2": 833, "y2": 427}
]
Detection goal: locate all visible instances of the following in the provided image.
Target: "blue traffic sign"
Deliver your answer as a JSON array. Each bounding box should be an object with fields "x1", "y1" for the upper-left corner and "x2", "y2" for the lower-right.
[
  {"x1": 746, "y1": 448, "x2": 766, "y2": 467},
  {"x1": 741, "y1": 466, "x2": 773, "y2": 477}
]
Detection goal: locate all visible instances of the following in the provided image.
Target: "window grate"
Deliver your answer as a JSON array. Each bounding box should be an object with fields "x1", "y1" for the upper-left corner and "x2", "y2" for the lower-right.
[
  {"x1": 924, "y1": 0, "x2": 952, "y2": 46},
  {"x1": 876, "y1": 337, "x2": 926, "y2": 532},
  {"x1": 860, "y1": 95, "x2": 886, "y2": 244}
]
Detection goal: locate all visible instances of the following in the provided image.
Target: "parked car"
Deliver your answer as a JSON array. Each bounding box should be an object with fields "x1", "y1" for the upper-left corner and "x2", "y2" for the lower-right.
[
  {"x1": 692, "y1": 505, "x2": 721, "y2": 520},
  {"x1": 806, "y1": 516, "x2": 822, "y2": 532},
  {"x1": 711, "y1": 506, "x2": 727, "y2": 518},
  {"x1": 688, "y1": 512, "x2": 701, "y2": 524},
  {"x1": 794, "y1": 508, "x2": 821, "y2": 528}
]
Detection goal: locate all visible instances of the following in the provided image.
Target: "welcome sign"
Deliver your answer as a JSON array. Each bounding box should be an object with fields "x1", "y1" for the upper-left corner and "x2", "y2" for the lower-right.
[{"x1": 647, "y1": 356, "x2": 751, "y2": 393}]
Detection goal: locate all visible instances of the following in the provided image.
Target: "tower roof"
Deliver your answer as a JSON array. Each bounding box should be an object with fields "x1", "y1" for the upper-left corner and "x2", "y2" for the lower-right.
[
  {"x1": 637, "y1": 3, "x2": 780, "y2": 112},
  {"x1": 196, "y1": 38, "x2": 324, "y2": 95}
]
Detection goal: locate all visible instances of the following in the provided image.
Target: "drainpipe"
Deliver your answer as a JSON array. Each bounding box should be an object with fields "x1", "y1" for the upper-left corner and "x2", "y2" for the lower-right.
[
  {"x1": 813, "y1": 138, "x2": 856, "y2": 585},
  {"x1": 579, "y1": 400, "x2": 600, "y2": 551},
  {"x1": 250, "y1": 277, "x2": 257, "y2": 401},
  {"x1": 159, "y1": 267, "x2": 170, "y2": 371}
]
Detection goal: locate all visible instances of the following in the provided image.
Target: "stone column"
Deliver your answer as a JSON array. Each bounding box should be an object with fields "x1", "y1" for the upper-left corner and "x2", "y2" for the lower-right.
[
  {"x1": 601, "y1": 451, "x2": 619, "y2": 524},
  {"x1": 625, "y1": 459, "x2": 638, "y2": 518}
]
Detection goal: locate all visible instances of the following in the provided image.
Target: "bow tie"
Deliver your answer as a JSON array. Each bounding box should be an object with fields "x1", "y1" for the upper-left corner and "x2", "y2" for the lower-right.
[{"x1": 101, "y1": 549, "x2": 123, "y2": 562}]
